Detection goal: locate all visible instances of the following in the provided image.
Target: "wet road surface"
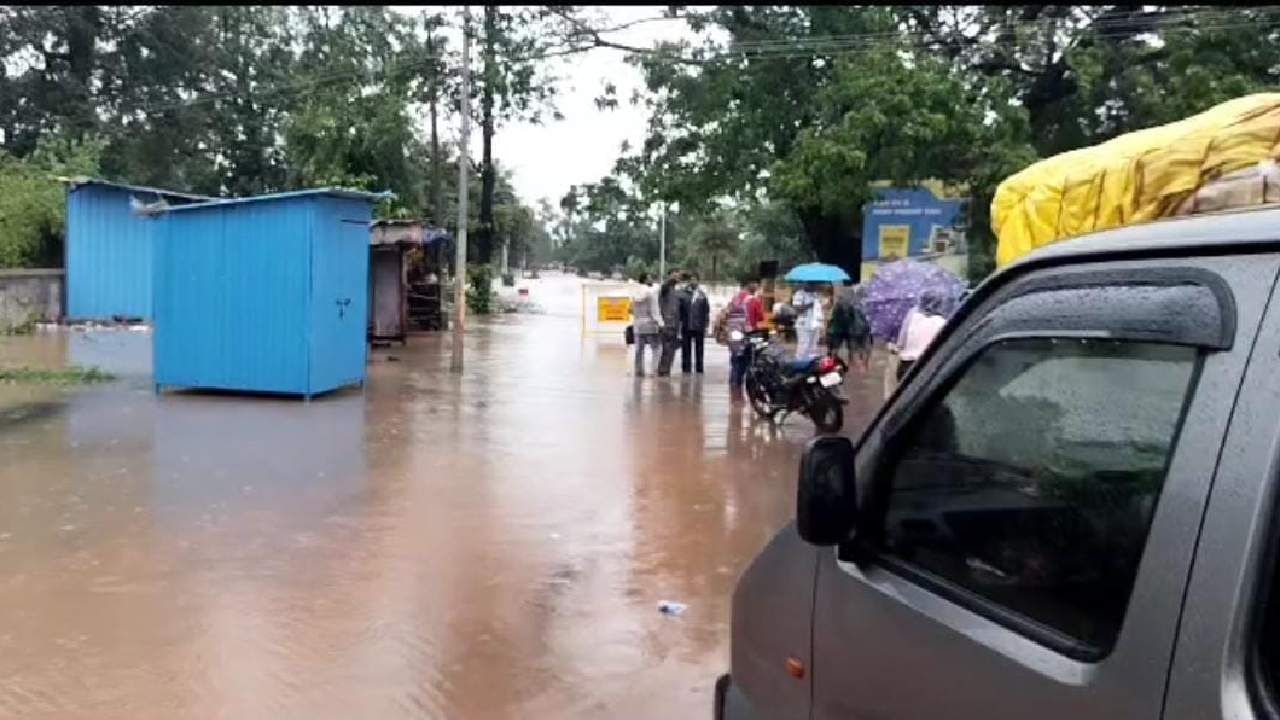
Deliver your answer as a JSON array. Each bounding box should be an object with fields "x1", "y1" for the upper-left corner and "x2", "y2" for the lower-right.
[{"x1": 0, "y1": 275, "x2": 890, "y2": 719}]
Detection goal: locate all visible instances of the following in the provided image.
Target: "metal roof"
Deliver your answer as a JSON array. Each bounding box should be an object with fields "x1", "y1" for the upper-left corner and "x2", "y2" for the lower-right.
[
  {"x1": 369, "y1": 219, "x2": 451, "y2": 246},
  {"x1": 163, "y1": 187, "x2": 394, "y2": 213},
  {"x1": 1012, "y1": 203, "x2": 1280, "y2": 270},
  {"x1": 60, "y1": 177, "x2": 214, "y2": 202}
]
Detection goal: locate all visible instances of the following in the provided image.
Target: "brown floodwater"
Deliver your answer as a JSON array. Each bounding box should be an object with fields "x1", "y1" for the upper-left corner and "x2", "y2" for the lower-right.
[{"x1": 0, "y1": 275, "x2": 889, "y2": 719}]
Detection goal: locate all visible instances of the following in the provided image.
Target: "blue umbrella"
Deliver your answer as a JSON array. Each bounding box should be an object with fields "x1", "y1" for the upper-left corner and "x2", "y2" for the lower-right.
[{"x1": 784, "y1": 262, "x2": 851, "y2": 283}]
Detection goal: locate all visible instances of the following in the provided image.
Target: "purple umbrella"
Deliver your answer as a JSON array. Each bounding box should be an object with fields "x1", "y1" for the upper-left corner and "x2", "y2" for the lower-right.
[{"x1": 862, "y1": 259, "x2": 967, "y2": 342}]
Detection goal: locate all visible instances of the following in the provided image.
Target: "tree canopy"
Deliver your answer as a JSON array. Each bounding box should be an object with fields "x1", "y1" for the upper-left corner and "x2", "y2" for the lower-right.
[
  {"x1": 603, "y1": 5, "x2": 1280, "y2": 279},
  {"x1": 3, "y1": 5, "x2": 1278, "y2": 279},
  {"x1": 0, "y1": 6, "x2": 546, "y2": 269}
]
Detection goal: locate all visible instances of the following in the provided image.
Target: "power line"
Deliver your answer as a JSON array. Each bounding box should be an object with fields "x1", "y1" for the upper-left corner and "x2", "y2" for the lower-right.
[
  {"x1": 651, "y1": 14, "x2": 1280, "y2": 64},
  {"x1": 711, "y1": 6, "x2": 1265, "y2": 52},
  {"x1": 699, "y1": 8, "x2": 1280, "y2": 55}
]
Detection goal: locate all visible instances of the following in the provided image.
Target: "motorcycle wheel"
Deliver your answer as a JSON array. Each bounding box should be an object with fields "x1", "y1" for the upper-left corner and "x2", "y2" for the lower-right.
[
  {"x1": 745, "y1": 371, "x2": 779, "y2": 420},
  {"x1": 810, "y1": 392, "x2": 844, "y2": 433}
]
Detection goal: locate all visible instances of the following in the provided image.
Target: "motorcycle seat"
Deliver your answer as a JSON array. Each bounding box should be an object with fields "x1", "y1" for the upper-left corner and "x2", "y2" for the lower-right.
[{"x1": 783, "y1": 357, "x2": 817, "y2": 375}]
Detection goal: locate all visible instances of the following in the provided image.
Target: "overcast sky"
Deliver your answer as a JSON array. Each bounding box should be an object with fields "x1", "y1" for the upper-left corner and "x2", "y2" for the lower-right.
[{"x1": 391, "y1": 6, "x2": 703, "y2": 210}]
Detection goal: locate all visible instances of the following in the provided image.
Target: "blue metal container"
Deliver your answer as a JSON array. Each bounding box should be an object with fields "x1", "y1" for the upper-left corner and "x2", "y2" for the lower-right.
[
  {"x1": 152, "y1": 189, "x2": 386, "y2": 398},
  {"x1": 65, "y1": 180, "x2": 212, "y2": 321}
]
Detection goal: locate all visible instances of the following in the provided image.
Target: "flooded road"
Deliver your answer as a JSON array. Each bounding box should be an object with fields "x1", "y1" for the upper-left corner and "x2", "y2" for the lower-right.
[{"x1": 0, "y1": 274, "x2": 889, "y2": 719}]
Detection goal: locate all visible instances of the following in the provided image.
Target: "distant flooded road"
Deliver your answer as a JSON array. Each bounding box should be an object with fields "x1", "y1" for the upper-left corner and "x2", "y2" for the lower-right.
[{"x1": 0, "y1": 274, "x2": 889, "y2": 719}]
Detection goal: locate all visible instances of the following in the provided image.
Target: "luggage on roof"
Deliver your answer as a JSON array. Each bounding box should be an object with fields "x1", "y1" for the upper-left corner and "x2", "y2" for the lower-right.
[{"x1": 992, "y1": 93, "x2": 1280, "y2": 267}]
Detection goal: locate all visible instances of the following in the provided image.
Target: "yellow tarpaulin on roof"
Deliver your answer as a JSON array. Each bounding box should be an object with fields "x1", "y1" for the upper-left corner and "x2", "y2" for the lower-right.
[{"x1": 992, "y1": 93, "x2": 1280, "y2": 267}]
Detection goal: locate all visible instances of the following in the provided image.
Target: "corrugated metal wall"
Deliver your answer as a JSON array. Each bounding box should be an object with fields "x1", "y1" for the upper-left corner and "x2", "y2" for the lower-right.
[
  {"x1": 154, "y1": 197, "x2": 312, "y2": 394},
  {"x1": 153, "y1": 195, "x2": 371, "y2": 397},
  {"x1": 308, "y1": 197, "x2": 371, "y2": 394},
  {"x1": 66, "y1": 185, "x2": 160, "y2": 320}
]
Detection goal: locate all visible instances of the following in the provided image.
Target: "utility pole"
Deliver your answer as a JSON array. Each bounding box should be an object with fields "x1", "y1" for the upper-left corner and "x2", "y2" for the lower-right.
[
  {"x1": 451, "y1": 6, "x2": 472, "y2": 373},
  {"x1": 658, "y1": 202, "x2": 666, "y2": 278},
  {"x1": 427, "y1": 16, "x2": 443, "y2": 228}
]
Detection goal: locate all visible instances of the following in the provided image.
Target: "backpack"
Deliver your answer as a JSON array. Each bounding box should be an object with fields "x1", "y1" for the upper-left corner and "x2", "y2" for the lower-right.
[
  {"x1": 834, "y1": 289, "x2": 870, "y2": 340},
  {"x1": 713, "y1": 305, "x2": 731, "y2": 345},
  {"x1": 847, "y1": 304, "x2": 871, "y2": 340},
  {"x1": 714, "y1": 295, "x2": 749, "y2": 346},
  {"x1": 772, "y1": 302, "x2": 796, "y2": 327}
]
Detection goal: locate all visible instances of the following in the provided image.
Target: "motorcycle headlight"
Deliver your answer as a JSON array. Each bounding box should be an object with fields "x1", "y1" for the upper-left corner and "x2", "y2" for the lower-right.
[{"x1": 729, "y1": 330, "x2": 745, "y2": 341}]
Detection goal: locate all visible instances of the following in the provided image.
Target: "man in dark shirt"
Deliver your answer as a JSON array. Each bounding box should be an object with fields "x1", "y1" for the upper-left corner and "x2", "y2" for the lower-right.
[
  {"x1": 657, "y1": 270, "x2": 683, "y2": 376},
  {"x1": 678, "y1": 272, "x2": 711, "y2": 374}
]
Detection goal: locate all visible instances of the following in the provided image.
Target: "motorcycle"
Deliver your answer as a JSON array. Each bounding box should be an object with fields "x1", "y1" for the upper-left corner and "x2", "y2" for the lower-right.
[{"x1": 736, "y1": 330, "x2": 847, "y2": 433}]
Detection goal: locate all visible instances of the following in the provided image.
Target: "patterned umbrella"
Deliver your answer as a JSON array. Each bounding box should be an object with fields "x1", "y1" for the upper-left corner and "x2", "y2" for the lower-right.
[{"x1": 862, "y1": 259, "x2": 967, "y2": 341}]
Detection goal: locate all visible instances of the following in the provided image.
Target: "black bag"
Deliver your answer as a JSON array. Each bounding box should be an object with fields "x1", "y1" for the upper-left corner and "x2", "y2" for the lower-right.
[
  {"x1": 772, "y1": 302, "x2": 797, "y2": 327},
  {"x1": 625, "y1": 325, "x2": 635, "y2": 345}
]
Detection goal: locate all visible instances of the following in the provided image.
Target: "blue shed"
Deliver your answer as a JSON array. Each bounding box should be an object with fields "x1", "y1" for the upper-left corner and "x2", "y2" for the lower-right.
[
  {"x1": 152, "y1": 188, "x2": 389, "y2": 398},
  {"x1": 65, "y1": 179, "x2": 214, "y2": 321}
]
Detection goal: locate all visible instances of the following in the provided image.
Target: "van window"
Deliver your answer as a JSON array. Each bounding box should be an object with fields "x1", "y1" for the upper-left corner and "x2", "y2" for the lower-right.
[{"x1": 881, "y1": 337, "x2": 1199, "y2": 652}]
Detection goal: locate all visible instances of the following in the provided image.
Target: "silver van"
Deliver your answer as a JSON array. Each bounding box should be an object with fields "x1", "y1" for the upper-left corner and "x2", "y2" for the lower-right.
[{"x1": 718, "y1": 206, "x2": 1280, "y2": 719}]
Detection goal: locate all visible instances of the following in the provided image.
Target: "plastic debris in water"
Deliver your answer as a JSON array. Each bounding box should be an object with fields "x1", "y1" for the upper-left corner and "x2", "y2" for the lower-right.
[{"x1": 658, "y1": 600, "x2": 687, "y2": 616}]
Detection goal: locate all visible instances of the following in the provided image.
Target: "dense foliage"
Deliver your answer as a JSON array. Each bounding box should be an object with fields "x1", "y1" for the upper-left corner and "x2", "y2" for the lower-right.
[
  {"x1": 3, "y1": 6, "x2": 1277, "y2": 280},
  {"x1": 0, "y1": 6, "x2": 546, "y2": 268},
  {"x1": 609, "y1": 5, "x2": 1280, "y2": 279}
]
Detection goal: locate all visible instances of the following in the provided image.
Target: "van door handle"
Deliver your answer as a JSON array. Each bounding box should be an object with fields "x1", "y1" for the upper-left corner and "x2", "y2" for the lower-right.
[{"x1": 336, "y1": 298, "x2": 351, "y2": 318}]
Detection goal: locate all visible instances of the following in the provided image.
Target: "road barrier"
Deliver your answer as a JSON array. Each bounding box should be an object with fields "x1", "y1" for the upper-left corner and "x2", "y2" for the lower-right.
[
  {"x1": 579, "y1": 279, "x2": 746, "y2": 342},
  {"x1": 581, "y1": 281, "x2": 635, "y2": 341}
]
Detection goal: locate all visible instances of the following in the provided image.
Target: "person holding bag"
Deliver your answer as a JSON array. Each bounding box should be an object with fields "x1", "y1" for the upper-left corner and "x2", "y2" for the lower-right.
[
  {"x1": 890, "y1": 290, "x2": 947, "y2": 383},
  {"x1": 630, "y1": 273, "x2": 664, "y2": 377}
]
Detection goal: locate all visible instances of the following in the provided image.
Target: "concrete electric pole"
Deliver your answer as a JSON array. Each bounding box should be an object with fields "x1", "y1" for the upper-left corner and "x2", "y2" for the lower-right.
[
  {"x1": 658, "y1": 202, "x2": 666, "y2": 278},
  {"x1": 451, "y1": 6, "x2": 472, "y2": 373}
]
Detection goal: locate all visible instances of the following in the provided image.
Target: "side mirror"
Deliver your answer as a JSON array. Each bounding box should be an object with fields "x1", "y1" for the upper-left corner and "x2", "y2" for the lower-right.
[{"x1": 796, "y1": 436, "x2": 858, "y2": 546}]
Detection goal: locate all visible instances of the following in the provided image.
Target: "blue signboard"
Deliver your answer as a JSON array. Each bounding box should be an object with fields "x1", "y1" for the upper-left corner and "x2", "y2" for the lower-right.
[{"x1": 861, "y1": 187, "x2": 965, "y2": 266}]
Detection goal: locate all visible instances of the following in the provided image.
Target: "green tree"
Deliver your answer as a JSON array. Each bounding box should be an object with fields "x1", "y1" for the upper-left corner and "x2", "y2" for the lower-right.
[
  {"x1": 421, "y1": 13, "x2": 452, "y2": 227},
  {"x1": 102, "y1": 6, "x2": 295, "y2": 195},
  {"x1": 768, "y1": 47, "x2": 999, "y2": 274},
  {"x1": 620, "y1": 6, "x2": 897, "y2": 271},
  {"x1": 283, "y1": 8, "x2": 419, "y2": 197},
  {"x1": 472, "y1": 6, "x2": 563, "y2": 265},
  {"x1": 674, "y1": 210, "x2": 738, "y2": 283},
  {"x1": 0, "y1": 6, "x2": 124, "y2": 154},
  {"x1": 614, "y1": 5, "x2": 1280, "y2": 282},
  {"x1": 554, "y1": 175, "x2": 660, "y2": 275},
  {"x1": 0, "y1": 135, "x2": 103, "y2": 268}
]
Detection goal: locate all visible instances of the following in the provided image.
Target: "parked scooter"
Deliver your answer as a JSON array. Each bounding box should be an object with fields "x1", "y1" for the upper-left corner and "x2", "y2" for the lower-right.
[{"x1": 738, "y1": 330, "x2": 847, "y2": 433}]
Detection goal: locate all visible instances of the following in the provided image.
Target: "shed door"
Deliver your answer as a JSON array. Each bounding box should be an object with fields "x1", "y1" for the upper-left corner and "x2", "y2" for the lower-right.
[
  {"x1": 370, "y1": 248, "x2": 405, "y2": 338},
  {"x1": 310, "y1": 219, "x2": 369, "y2": 393}
]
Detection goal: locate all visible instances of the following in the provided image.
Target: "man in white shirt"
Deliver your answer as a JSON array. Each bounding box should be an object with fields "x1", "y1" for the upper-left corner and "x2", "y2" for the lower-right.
[
  {"x1": 791, "y1": 282, "x2": 825, "y2": 360},
  {"x1": 631, "y1": 273, "x2": 664, "y2": 377},
  {"x1": 891, "y1": 290, "x2": 947, "y2": 383}
]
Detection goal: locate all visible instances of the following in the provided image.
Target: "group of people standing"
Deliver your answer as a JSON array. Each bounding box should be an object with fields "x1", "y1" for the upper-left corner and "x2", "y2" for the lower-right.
[
  {"x1": 630, "y1": 270, "x2": 951, "y2": 400},
  {"x1": 630, "y1": 271, "x2": 712, "y2": 377}
]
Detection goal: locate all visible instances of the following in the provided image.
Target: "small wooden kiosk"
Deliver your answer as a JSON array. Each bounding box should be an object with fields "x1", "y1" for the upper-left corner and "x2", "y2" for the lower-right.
[{"x1": 368, "y1": 220, "x2": 450, "y2": 343}]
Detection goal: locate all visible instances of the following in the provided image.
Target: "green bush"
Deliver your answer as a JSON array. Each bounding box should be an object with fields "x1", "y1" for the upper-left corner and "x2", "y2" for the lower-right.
[
  {"x1": 0, "y1": 135, "x2": 104, "y2": 269},
  {"x1": 624, "y1": 256, "x2": 653, "y2": 282},
  {"x1": 1, "y1": 315, "x2": 37, "y2": 336},
  {"x1": 0, "y1": 364, "x2": 115, "y2": 384},
  {"x1": 466, "y1": 265, "x2": 494, "y2": 315}
]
